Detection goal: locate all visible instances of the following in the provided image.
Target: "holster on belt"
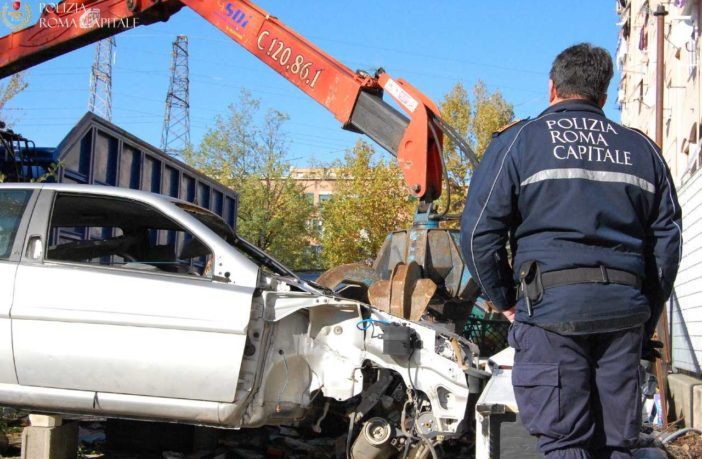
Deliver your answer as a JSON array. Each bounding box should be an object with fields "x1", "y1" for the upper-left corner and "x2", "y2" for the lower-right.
[{"x1": 518, "y1": 261, "x2": 543, "y2": 316}]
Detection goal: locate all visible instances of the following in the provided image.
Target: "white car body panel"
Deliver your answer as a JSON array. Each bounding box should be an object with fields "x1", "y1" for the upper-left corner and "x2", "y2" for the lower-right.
[
  {"x1": 0, "y1": 262, "x2": 18, "y2": 384},
  {"x1": 0, "y1": 382, "x2": 224, "y2": 424},
  {"x1": 12, "y1": 263, "x2": 251, "y2": 401}
]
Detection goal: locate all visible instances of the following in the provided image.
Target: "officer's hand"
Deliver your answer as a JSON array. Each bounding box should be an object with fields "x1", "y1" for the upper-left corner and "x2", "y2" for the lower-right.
[
  {"x1": 641, "y1": 339, "x2": 663, "y2": 362},
  {"x1": 502, "y1": 306, "x2": 515, "y2": 323}
]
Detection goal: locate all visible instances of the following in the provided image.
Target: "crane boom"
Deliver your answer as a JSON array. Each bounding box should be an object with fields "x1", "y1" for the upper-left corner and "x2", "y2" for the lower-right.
[
  {"x1": 0, "y1": 0, "x2": 482, "y2": 357},
  {"x1": 0, "y1": 0, "x2": 444, "y2": 201}
]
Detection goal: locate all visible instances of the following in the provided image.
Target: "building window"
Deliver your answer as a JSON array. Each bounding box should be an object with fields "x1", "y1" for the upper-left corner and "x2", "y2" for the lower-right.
[
  {"x1": 304, "y1": 192, "x2": 315, "y2": 206},
  {"x1": 318, "y1": 193, "x2": 332, "y2": 208},
  {"x1": 305, "y1": 245, "x2": 322, "y2": 258},
  {"x1": 683, "y1": 123, "x2": 698, "y2": 156},
  {"x1": 308, "y1": 218, "x2": 323, "y2": 232}
]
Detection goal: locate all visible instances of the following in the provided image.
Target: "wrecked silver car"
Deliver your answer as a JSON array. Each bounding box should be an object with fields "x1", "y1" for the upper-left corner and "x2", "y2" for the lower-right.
[{"x1": 0, "y1": 183, "x2": 484, "y2": 457}]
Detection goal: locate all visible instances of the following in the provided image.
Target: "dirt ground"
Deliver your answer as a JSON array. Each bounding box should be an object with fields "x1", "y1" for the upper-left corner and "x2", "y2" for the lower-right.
[
  {"x1": 664, "y1": 431, "x2": 702, "y2": 459},
  {"x1": 1, "y1": 418, "x2": 340, "y2": 459},
  {"x1": 2, "y1": 414, "x2": 700, "y2": 458}
]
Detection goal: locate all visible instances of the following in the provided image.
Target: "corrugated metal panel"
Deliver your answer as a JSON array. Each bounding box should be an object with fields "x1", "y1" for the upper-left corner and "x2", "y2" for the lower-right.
[
  {"x1": 672, "y1": 169, "x2": 702, "y2": 375},
  {"x1": 54, "y1": 113, "x2": 238, "y2": 230}
]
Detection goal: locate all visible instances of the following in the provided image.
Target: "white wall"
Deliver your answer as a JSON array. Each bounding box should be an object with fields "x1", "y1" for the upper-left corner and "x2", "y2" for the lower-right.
[{"x1": 672, "y1": 169, "x2": 702, "y2": 374}]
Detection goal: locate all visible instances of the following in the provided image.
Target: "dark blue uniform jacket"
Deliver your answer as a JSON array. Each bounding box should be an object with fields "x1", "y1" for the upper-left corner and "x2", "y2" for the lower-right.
[{"x1": 460, "y1": 100, "x2": 682, "y2": 336}]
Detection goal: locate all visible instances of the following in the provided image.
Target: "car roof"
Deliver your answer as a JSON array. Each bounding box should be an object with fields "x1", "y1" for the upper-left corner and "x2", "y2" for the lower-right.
[{"x1": 0, "y1": 183, "x2": 191, "y2": 207}]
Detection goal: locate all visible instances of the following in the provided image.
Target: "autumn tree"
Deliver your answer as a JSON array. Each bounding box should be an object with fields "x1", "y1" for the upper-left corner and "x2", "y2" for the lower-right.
[
  {"x1": 183, "y1": 91, "x2": 260, "y2": 188},
  {"x1": 0, "y1": 73, "x2": 29, "y2": 182},
  {"x1": 320, "y1": 140, "x2": 415, "y2": 268},
  {"x1": 0, "y1": 73, "x2": 28, "y2": 126},
  {"x1": 184, "y1": 91, "x2": 316, "y2": 269},
  {"x1": 437, "y1": 80, "x2": 513, "y2": 216}
]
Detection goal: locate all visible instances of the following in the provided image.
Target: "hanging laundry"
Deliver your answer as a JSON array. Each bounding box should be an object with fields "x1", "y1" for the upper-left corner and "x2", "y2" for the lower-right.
[{"x1": 638, "y1": 0, "x2": 650, "y2": 51}]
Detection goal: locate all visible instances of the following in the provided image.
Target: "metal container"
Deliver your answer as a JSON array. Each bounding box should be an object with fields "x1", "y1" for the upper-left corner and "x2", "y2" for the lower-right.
[{"x1": 2, "y1": 112, "x2": 238, "y2": 229}]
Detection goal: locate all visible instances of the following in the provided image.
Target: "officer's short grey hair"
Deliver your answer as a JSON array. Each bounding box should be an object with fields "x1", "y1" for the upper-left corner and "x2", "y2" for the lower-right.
[{"x1": 549, "y1": 43, "x2": 613, "y2": 104}]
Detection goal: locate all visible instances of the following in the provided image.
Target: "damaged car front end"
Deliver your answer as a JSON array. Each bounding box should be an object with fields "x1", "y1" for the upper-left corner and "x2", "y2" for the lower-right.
[
  {"x1": 218, "y1": 226, "x2": 485, "y2": 457},
  {"x1": 235, "y1": 274, "x2": 480, "y2": 456}
]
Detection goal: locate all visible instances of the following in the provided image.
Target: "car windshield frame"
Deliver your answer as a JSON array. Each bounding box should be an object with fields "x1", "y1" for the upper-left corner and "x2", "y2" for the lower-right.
[{"x1": 173, "y1": 202, "x2": 299, "y2": 279}]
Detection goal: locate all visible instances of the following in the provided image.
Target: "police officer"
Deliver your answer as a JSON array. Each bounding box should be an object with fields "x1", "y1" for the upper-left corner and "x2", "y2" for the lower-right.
[{"x1": 461, "y1": 43, "x2": 682, "y2": 458}]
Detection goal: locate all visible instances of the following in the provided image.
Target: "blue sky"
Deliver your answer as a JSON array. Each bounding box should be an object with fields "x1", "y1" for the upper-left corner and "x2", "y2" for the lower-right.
[{"x1": 2, "y1": 1, "x2": 621, "y2": 165}]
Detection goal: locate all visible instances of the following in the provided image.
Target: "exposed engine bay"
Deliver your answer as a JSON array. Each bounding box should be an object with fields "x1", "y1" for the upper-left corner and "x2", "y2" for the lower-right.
[{"x1": 231, "y1": 266, "x2": 489, "y2": 459}]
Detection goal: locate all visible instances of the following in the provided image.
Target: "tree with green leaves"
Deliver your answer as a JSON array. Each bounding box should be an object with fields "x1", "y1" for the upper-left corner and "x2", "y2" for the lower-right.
[
  {"x1": 320, "y1": 140, "x2": 415, "y2": 268},
  {"x1": 437, "y1": 80, "x2": 514, "y2": 217},
  {"x1": 184, "y1": 91, "x2": 316, "y2": 269}
]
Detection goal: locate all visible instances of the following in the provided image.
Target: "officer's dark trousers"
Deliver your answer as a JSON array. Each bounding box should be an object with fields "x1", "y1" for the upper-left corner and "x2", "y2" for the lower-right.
[{"x1": 509, "y1": 321, "x2": 643, "y2": 459}]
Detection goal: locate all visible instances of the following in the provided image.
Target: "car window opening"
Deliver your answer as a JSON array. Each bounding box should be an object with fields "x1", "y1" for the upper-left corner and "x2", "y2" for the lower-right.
[{"x1": 47, "y1": 193, "x2": 213, "y2": 278}]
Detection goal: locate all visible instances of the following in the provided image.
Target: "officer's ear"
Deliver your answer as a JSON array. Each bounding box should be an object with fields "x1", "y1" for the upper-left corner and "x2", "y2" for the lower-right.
[
  {"x1": 549, "y1": 80, "x2": 558, "y2": 105},
  {"x1": 598, "y1": 94, "x2": 607, "y2": 108}
]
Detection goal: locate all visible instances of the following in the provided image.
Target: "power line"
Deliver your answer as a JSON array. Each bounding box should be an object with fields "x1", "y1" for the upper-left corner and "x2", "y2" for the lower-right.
[
  {"x1": 112, "y1": 44, "x2": 545, "y2": 95},
  {"x1": 119, "y1": 30, "x2": 546, "y2": 76}
]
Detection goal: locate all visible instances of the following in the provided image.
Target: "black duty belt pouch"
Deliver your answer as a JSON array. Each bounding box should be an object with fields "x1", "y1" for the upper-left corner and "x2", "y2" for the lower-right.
[
  {"x1": 519, "y1": 261, "x2": 544, "y2": 306},
  {"x1": 514, "y1": 263, "x2": 641, "y2": 318}
]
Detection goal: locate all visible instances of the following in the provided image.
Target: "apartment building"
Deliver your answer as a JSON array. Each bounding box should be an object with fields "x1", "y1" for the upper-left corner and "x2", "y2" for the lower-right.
[
  {"x1": 617, "y1": 0, "x2": 702, "y2": 403},
  {"x1": 289, "y1": 167, "x2": 338, "y2": 257},
  {"x1": 290, "y1": 167, "x2": 336, "y2": 208},
  {"x1": 617, "y1": 0, "x2": 700, "y2": 183}
]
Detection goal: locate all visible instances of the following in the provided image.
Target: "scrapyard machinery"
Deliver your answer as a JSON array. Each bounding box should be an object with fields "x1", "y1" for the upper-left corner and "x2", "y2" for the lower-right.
[
  {"x1": 0, "y1": 0, "x2": 491, "y2": 341},
  {"x1": 0, "y1": 1, "x2": 502, "y2": 457}
]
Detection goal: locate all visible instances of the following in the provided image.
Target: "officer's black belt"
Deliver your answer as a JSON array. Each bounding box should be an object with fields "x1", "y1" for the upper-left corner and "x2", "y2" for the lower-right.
[{"x1": 517, "y1": 266, "x2": 641, "y2": 299}]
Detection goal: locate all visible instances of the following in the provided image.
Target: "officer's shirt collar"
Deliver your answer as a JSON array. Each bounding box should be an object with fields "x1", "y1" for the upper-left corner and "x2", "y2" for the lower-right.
[{"x1": 539, "y1": 99, "x2": 605, "y2": 117}]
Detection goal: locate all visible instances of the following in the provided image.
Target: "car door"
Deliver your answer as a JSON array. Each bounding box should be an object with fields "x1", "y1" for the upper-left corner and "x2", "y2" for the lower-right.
[
  {"x1": 0, "y1": 187, "x2": 36, "y2": 385},
  {"x1": 11, "y1": 189, "x2": 257, "y2": 402}
]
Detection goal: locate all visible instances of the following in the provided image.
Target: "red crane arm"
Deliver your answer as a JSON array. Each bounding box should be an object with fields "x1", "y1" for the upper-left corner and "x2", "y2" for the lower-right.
[
  {"x1": 0, "y1": 1, "x2": 185, "y2": 79},
  {"x1": 181, "y1": 0, "x2": 377, "y2": 125},
  {"x1": 0, "y1": 0, "x2": 444, "y2": 201}
]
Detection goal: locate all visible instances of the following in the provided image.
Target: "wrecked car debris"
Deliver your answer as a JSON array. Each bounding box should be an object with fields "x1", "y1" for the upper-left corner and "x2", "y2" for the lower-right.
[{"x1": 0, "y1": 184, "x2": 486, "y2": 458}]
